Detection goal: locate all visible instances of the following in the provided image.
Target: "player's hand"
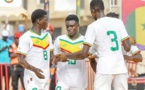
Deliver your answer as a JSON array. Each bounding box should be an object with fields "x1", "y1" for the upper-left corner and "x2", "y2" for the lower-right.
[
  {"x1": 32, "y1": 67, "x2": 45, "y2": 79},
  {"x1": 88, "y1": 54, "x2": 97, "y2": 61},
  {"x1": 52, "y1": 57, "x2": 60, "y2": 64},
  {"x1": 56, "y1": 52, "x2": 67, "y2": 62},
  {"x1": 129, "y1": 68, "x2": 138, "y2": 77}
]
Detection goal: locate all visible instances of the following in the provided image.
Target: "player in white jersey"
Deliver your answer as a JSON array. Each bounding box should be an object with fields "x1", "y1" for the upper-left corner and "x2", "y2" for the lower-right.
[
  {"x1": 88, "y1": 37, "x2": 143, "y2": 89},
  {"x1": 17, "y1": 9, "x2": 54, "y2": 90},
  {"x1": 54, "y1": 14, "x2": 87, "y2": 90},
  {"x1": 106, "y1": 13, "x2": 142, "y2": 63},
  {"x1": 56, "y1": 0, "x2": 132, "y2": 90}
]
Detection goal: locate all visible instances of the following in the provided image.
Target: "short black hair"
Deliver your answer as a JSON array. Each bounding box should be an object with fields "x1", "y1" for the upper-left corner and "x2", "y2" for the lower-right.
[
  {"x1": 90, "y1": 0, "x2": 104, "y2": 11},
  {"x1": 65, "y1": 14, "x2": 79, "y2": 23},
  {"x1": 106, "y1": 12, "x2": 119, "y2": 18},
  {"x1": 31, "y1": 9, "x2": 47, "y2": 23}
]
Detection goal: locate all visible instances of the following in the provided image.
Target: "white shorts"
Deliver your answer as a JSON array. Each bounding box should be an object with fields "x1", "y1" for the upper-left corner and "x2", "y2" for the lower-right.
[
  {"x1": 56, "y1": 81, "x2": 85, "y2": 90},
  {"x1": 24, "y1": 76, "x2": 49, "y2": 90},
  {"x1": 94, "y1": 73, "x2": 128, "y2": 90}
]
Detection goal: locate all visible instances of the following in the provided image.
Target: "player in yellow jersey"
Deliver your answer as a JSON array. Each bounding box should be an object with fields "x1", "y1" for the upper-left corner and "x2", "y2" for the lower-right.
[
  {"x1": 54, "y1": 14, "x2": 87, "y2": 90},
  {"x1": 17, "y1": 9, "x2": 54, "y2": 90}
]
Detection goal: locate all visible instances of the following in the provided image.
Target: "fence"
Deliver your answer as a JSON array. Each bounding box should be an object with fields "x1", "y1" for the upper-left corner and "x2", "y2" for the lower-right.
[
  {"x1": 0, "y1": 64, "x2": 11, "y2": 90},
  {"x1": 0, "y1": 64, "x2": 23, "y2": 90}
]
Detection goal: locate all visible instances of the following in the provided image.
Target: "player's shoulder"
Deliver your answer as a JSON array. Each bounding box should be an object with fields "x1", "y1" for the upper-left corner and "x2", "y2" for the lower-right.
[
  {"x1": 79, "y1": 34, "x2": 85, "y2": 39},
  {"x1": 88, "y1": 18, "x2": 102, "y2": 28},
  {"x1": 89, "y1": 20, "x2": 98, "y2": 27},
  {"x1": 100, "y1": 17, "x2": 122, "y2": 22},
  {"x1": 19, "y1": 30, "x2": 31, "y2": 40}
]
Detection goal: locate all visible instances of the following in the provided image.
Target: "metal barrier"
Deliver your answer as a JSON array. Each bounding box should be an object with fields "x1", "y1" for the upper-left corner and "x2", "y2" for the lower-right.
[
  {"x1": 0, "y1": 64, "x2": 24, "y2": 90},
  {"x1": 0, "y1": 64, "x2": 10, "y2": 90}
]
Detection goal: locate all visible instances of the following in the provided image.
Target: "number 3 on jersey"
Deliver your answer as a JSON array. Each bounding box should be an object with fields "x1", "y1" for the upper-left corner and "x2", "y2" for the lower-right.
[
  {"x1": 107, "y1": 31, "x2": 119, "y2": 51},
  {"x1": 43, "y1": 50, "x2": 48, "y2": 60}
]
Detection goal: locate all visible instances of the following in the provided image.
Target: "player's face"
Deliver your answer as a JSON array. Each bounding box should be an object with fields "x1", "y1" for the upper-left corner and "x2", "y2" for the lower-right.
[
  {"x1": 39, "y1": 15, "x2": 48, "y2": 30},
  {"x1": 65, "y1": 20, "x2": 79, "y2": 37},
  {"x1": 90, "y1": 8, "x2": 99, "y2": 20}
]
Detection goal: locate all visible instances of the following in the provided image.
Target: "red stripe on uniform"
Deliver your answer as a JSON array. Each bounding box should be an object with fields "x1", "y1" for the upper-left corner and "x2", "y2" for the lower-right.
[
  {"x1": 33, "y1": 44, "x2": 50, "y2": 50},
  {"x1": 60, "y1": 48, "x2": 71, "y2": 53}
]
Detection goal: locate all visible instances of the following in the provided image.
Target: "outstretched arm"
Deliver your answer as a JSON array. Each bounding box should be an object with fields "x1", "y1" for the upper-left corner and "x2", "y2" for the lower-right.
[
  {"x1": 57, "y1": 25, "x2": 95, "y2": 61},
  {"x1": 66, "y1": 44, "x2": 90, "y2": 60},
  {"x1": 132, "y1": 53, "x2": 142, "y2": 62},
  {"x1": 124, "y1": 53, "x2": 142, "y2": 62},
  {"x1": 57, "y1": 44, "x2": 90, "y2": 61}
]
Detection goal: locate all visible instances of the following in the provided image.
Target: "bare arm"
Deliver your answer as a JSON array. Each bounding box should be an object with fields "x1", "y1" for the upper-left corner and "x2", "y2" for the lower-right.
[
  {"x1": 65, "y1": 45, "x2": 90, "y2": 60},
  {"x1": 57, "y1": 25, "x2": 95, "y2": 61},
  {"x1": 18, "y1": 54, "x2": 34, "y2": 70},
  {"x1": 122, "y1": 39, "x2": 131, "y2": 52},
  {"x1": 18, "y1": 54, "x2": 45, "y2": 79},
  {"x1": 124, "y1": 53, "x2": 142, "y2": 62},
  {"x1": 132, "y1": 53, "x2": 142, "y2": 62}
]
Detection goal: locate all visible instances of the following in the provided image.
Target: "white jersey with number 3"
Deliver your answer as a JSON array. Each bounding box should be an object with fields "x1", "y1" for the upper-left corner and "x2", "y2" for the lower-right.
[{"x1": 84, "y1": 17, "x2": 130, "y2": 74}]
